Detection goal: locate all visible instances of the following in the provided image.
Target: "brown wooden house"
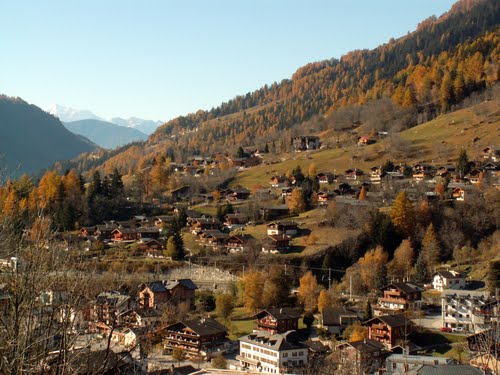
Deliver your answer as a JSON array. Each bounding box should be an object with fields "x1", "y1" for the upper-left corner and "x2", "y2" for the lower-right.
[
  {"x1": 261, "y1": 235, "x2": 291, "y2": 254},
  {"x1": 335, "y1": 339, "x2": 385, "y2": 374},
  {"x1": 266, "y1": 220, "x2": 299, "y2": 237},
  {"x1": 190, "y1": 218, "x2": 222, "y2": 234},
  {"x1": 138, "y1": 279, "x2": 197, "y2": 310},
  {"x1": 225, "y1": 234, "x2": 255, "y2": 253},
  {"x1": 111, "y1": 228, "x2": 139, "y2": 242},
  {"x1": 373, "y1": 283, "x2": 422, "y2": 317},
  {"x1": 364, "y1": 313, "x2": 412, "y2": 350},
  {"x1": 163, "y1": 318, "x2": 228, "y2": 358},
  {"x1": 254, "y1": 307, "x2": 301, "y2": 334}
]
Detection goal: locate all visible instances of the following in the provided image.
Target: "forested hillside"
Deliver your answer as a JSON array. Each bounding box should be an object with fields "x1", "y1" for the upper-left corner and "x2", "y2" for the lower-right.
[{"x1": 53, "y1": 0, "x2": 499, "y2": 177}]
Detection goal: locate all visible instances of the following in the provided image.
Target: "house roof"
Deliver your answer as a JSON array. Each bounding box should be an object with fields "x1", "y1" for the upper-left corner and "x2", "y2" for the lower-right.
[
  {"x1": 434, "y1": 270, "x2": 464, "y2": 279},
  {"x1": 143, "y1": 281, "x2": 167, "y2": 293},
  {"x1": 338, "y1": 338, "x2": 385, "y2": 352},
  {"x1": 365, "y1": 313, "x2": 410, "y2": 328},
  {"x1": 321, "y1": 306, "x2": 361, "y2": 326},
  {"x1": 384, "y1": 282, "x2": 422, "y2": 294},
  {"x1": 165, "y1": 279, "x2": 198, "y2": 291},
  {"x1": 417, "y1": 365, "x2": 483, "y2": 375},
  {"x1": 168, "y1": 318, "x2": 227, "y2": 336},
  {"x1": 226, "y1": 234, "x2": 255, "y2": 243},
  {"x1": 255, "y1": 307, "x2": 301, "y2": 321},
  {"x1": 239, "y1": 330, "x2": 307, "y2": 351},
  {"x1": 267, "y1": 220, "x2": 298, "y2": 227}
]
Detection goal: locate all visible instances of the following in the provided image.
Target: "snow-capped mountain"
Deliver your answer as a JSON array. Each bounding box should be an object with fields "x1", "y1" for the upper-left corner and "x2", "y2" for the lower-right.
[
  {"x1": 48, "y1": 104, "x2": 102, "y2": 122},
  {"x1": 111, "y1": 117, "x2": 163, "y2": 135}
]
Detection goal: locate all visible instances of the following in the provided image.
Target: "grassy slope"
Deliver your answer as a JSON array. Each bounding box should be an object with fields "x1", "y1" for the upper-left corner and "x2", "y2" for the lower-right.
[{"x1": 231, "y1": 99, "x2": 500, "y2": 189}]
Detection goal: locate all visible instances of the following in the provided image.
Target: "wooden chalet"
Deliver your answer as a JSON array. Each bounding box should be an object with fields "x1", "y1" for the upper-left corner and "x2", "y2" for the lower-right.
[
  {"x1": 270, "y1": 175, "x2": 288, "y2": 188},
  {"x1": 154, "y1": 215, "x2": 174, "y2": 227},
  {"x1": 260, "y1": 205, "x2": 290, "y2": 220},
  {"x1": 335, "y1": 339, "x2": 385, "y2": 374},
  {"x1": 163, "y1": 318, "x2": 228, "y2": 358},
  {"x1": 466, "y1": 169, "x2": 482, "y2": 184},
  {"x1": 267, "y1": 220, "x2": 299, "y2": 237},
  {"x1": 225, "y1": 234, "x2": 255, "y2": 253},
  {"x1": 137, "y1": 226, "x2": 160, "y2": 240},
  {"x1": 373, "y1": 282, "x2": 422, "y2": 316},
  {"x1": 317, "y1": 172, "x2": 334, "y2": 184},
  {"x1": 226, "y1": 187, "x2": 251, "y2": 201},
  {"x1": 80, "y1": 226, "x2": 97, "y2": 237},
  {"x1": 95, "y1": 225, "x2": 116, "y2": 240},
  {"x1": 357, "y1": 136, "x2": 376, "y2": 146},
  {"x1": 320, "y1": 306, "x2": 362, "y2": 336},
  {"x1": 292, "y1": 135, "x2": 320, "y2": 151},
  {"x1": 344, "y1": 168, "x2": 364, "y2": 182},
  {"x1": 138, "y1": 279, "x2": 197, "y2": 309},
  {"x1": 200, "y1": 230, "x2": 229, "y2": 249},
  {"x1": 224, "y1": 213, "x2": 248, "y2": 227},
  {"x1": 111, "y1": 228, "x2": 139, "y2": 242},
  {"x1": 317, "y1": 191, "x2": 336, "y2": 206},
  {"x1": 364, "y1": 313, "x2": 413, "y2": 350},
  {"x1": 261, "y1": 235, "x2": 291, "y2": 254},
  {"x1": 482, "y1": 146, "x2": 499, "y2": 161},
  {"x1": 254, "y1": 307, "x2": 301, "y2": 334},
  {"x1": 190, "y1": 217, "x2": 222, "y2": 234},
  {"x1": 452, "y1": 185, "x2": 476, "y2": 201}
]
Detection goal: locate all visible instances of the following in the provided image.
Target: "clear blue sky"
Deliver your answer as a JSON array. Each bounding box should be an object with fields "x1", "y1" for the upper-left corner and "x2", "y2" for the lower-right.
[{"x1": 0, "y1": 0, "x2": 456, "y2": 121}]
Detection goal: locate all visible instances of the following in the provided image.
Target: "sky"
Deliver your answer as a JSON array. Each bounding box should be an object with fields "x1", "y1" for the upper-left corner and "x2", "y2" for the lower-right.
[{"x1": 0, "y1": 0, "x2": 457, "y2": 122}]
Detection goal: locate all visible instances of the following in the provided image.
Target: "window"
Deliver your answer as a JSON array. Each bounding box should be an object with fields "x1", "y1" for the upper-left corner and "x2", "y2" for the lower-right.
[{"x1": 283, "y1": 353, "x2": 288, "y2": 358}]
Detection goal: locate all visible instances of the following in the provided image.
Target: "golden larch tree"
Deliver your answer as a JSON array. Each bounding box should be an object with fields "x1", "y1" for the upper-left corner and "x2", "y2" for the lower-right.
[
  {"x1": 391, "y1": 191, "x2": 414, "y2": 238},
  {"x1": 298, "y1": 271, "x2": 320, "y2": 311}
]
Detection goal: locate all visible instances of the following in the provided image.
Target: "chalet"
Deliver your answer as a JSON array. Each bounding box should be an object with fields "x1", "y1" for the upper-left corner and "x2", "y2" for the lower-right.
[
  {"x1": 270, "y1": 175, "x2": 289, "y2": 188},
  {"x1": 292, "y1": 135, "x2": 321, "y2": 151},
  {"x1": 261, "y1": 235, "x2": 291, "y2": 254},
  {"x1": 335, "y1": 339, "x2": 385, "y2": 374},
  {"x1": 186, "y1": 209, "x2": 204, "y2": 222},
  {"x1": 357, "y1": 136, "x2": 376, "y2": 146},
  {"x1": 255, "y1": 188, "x2": 272, "y2": 199},
  {"x1": 116, "y1": 220, "x2": 133, "y2": 228},
  {"x1": 95, "y1": 225, "x2": 116, "y2": 240},
  {"x1": 90, "y1": 291, "x2": 131, "y2": 328},
  {"x1": 169, "y1": 185, "x2": 191, "y2": 201},
  {"x1": 111, "y1": 228, "x2": 139, "y2": 242},
  {"x1": 432, "y1": 270, "x2": 466, "y2": 292},
  {"x1": 319, "y1": 306, "x2": 362, "y2": 336},
  {"x1": 280, "y1": 186, "x2": 294, "y2": 198},
  {"x1": 225, "y1": 234, "x2": 255, "y2": 253},
  {"x1": 238, "y1": 331, "x2": 308, "y2": 374},
  {"x1": 230, "y1": 157, "x2": 247, "y2": 168},
  {"x1": 370, "y1": 166, "x2": 383, "y2": 184},
  {"x1": 412, "y1": 163, "x2": 435, "y2": 182},
  {"x1": 138, "y1": 239, "x2": 165, "y2": 258},
  {"x1": 201, "y1": 230, "x2": 229, "y2": 249},
  {"x1": 344, "y1": 168, "x2": 364, "y2": 183},
  {"x1": 138, "y1": 279, "x2": 197, "y2": 309},
  {"x1": 154, "y1": 215, "x2": 174, "y2": 227},
  {"x1": 254, "y1": 307, "x2": 301, "y2": 334},
  {"x1": 482, "y1": 161, "x2": 499, "y2": 171},
  {"x1": 317, "y1": 191, "x2": 336, "y2": 206},
  {"x1": 137, "y1": 226, "x2": 160, "y2": 240},
  {"x1": 226, "y1": 187, "x2": 251, "y2": 201},
  {"x1": 110, "y1": 327, "x2": 139, "y2": 348},
  {"x1": 482, "y1": 146, "x2": 499, "y2": 161},
  {"x1": 190, "y1": 218, "x2": 222, "y2": 234},
  {"x1": 224, "y1": 213, "x2": 248, "y2": 228},
  {"x1": 451, "y1": 185, "x2": 476, "y2": 201},
  {"x1": 317, "y1": 172, "x2": 334, "y2": 184},
  {"x1": 80, "y1": 226, "x2": 97, "y2": 237},
  {"x1": 163, "y1": 318, "x2": 228, "y2": 358},
  {"x1": 364, "y1": 313, "x2": 412, "y2": 350},
  {"x1": 373, "y1": 283, "x2": 422, "y2": 316},
  {"x1": 466, "y1": 169, "x2": 482, "y2": 184},
  {"x1": 128, "y1": 308, "x2": 162, "y2": 327},
  {"x1": 260, "y1": 205, "x2": 290, "y2": 220},
  {"x1": 267, "y1": 220, "x2": 299, "y2": 237},
  {"x1": 336, "y1": 182, "x2": 354, "y2": 196}
]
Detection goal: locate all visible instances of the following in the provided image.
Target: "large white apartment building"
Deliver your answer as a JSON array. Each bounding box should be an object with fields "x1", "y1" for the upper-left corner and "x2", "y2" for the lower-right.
[
  {"x1": 442, "y1": 290, "x2": 495, "y2": 332},
  {"x1": 237, "y1": 331, "x2": 308, "y2": 374}
]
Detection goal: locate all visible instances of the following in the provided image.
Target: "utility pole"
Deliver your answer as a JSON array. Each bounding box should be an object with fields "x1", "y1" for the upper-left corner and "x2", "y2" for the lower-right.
[
  {"x1": 328, "y1": 268, "x2": 332, "y2": 290},
  {"x1": 350, "y1": 275, "x2": 353, "y2": 300}
]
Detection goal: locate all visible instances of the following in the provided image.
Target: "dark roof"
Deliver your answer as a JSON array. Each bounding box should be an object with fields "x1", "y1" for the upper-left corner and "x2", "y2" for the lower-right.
[
  {"x1": 434, "y1": 270, "x2": 464, "y2": 279},
  {"x1": 321, "y1": 306, "x2": 361, "y2": 326},
  {"x1": 112, "y1": 228, "x2": 138, "y2": 234},
  {"x1": 143, "y1": 281, "x2": 167, "y2": 293},
  {"x1": 417, "y1": 365, "x2": 483, "y2": 375},
  {"x1": 255, "y1": 307, "x2": 302, "y2": 321},
  {"x1": 137, "y1": 226, "x2": 160, "y2": 233},
  {"x1": 167, "y1": 318, "x2": 227, "y2": 336},
  {"x1": 65, "y1": 349, "x2": 132, "y2": 374},
  {"x1": 384, "y1": 282, "x2": 422, "y2": 294},
  {"x1": 342, "y1": 339, "x2": 385, "y2": 352},
  {"x1": 165, "y1": 279, "x2": 197, "y2": 291},
  {"x1": 365, "y1": 313, "x2": 410, "y2": 328},
  {"x1": 302, "y1": 339, "x2": 329, "y2": 353},
  {"x1": 226, "y1": 234, "x2": 255, "y2": 243}
]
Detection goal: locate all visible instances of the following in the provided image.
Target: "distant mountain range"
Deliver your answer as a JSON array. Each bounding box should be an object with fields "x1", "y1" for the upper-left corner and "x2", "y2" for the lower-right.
[
  {"x1": 64, "y1": 119, "x2": 148, "y2": 149},
  {"x1": 48, "y1": 104, "x2": 163, "y2": 135},
  {"x1": 0, "y1": 96, "x2": 97, "y2": 177}
]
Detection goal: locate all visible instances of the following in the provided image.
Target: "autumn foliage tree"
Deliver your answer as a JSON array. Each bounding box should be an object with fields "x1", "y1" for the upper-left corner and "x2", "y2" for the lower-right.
[
  {"x1": 298, "y1": 271, "x2": 320, "y2": 311},
  {"x1": 389, "y1": 239, "x2": 415, "y2": 279},
  {"x1": 391, "y1": 191, "x2": 414, "y2": 238},
  {"x1": 288, "y1": 188, "x2": 306, "y2": 214},
  {"x1": 421, "y1": 223, "x2": 441, "y2": 271},
  {"x1": 242, "y1": 271, "x2": 266, "y2": 312},
  {"x1": 317, "y1": 289, "x2": 332, "y2": 312},
  {"x1": 358, "y1": 246, "x2": 389, "y2": 292}
]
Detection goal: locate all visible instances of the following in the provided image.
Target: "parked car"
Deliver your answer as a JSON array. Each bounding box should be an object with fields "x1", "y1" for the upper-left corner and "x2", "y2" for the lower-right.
[
  {"x1": 440, "y1": 327, "x2": 452, "y2": 333},
  {"x1": 452, "y1": 327, "x2": 464, "y2": 333}
]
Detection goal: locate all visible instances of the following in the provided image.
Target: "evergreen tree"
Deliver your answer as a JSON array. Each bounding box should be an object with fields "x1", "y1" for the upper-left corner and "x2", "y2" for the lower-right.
[
  {"x1": 165, "y1": 230, "x2": 185, "y2": 260},
  {"x1": 456, "y1": 149, "x2": 470, "y2": 178},
  {"x1": 414, "y1": 253, "x2": 429, "y2": 284},
  {"x1": 236, "y1": 146, "x2": 245, "y2": 158},
  {"x1": 375, "y1": 264, "x2": 388, "y2": 292},
  {"x1": 421, "y1": 223, "x2": 441, "y2": 271},
  {"x1": 363, "y1": 300, "x2": 373, "y2": 321},
  {"x1": 264, "y1": 143, "x2": 269, "y2": 153}
]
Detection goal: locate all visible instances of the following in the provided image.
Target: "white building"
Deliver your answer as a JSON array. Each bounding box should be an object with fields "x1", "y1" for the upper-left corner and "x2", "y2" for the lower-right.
[
  {"x1": 237, "y1": 331, "x2": 308, "y2": 374},
  {"x1": 441, "y1": 291, "x2": 495, "y2": 332},
  {"x1": 432, "y1": 270, "x2": 466, "y2": 292}
]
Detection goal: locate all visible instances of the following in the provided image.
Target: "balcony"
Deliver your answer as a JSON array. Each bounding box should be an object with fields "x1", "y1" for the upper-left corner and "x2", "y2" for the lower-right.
[
  {"x1": 379, "y1": 297, "x2": 407, "y2": 305},
  {"x1": 258, "y1": 321, "x2": 278, "y2": 330}
]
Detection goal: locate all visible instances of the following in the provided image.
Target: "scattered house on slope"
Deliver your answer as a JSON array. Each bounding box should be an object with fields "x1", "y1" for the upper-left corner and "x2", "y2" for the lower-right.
[
  {"x1": 261, "y1": 235, "x2": 291, "y2": 254},
  {"x1": 432, "y1": 270, "x2": 466, "y2": 292},
  {"x1": 364, "y1": 313, "x2": 413, "y2": 350},
  {"x1": 335, "y1": 339, "x2": 385, "y2": 374},
  {"x1": 163, "y1": 318, "x2": 228, "y2": 358},
  {"x1": 138, "y1": 279, "x2": 197, "y2": 310},
  {"x1": 225, "y1": 234, "x2": 256, "y2": 253},
  {"x1": 319, "y1": 306, "x2": 362, "y2": 336},
  {"x1": 254, "y1": 307, "x2": 301, "y2": 334},
  {"x1": 267, "y1": 220, "x2": 299, "y2": 237},
  {"x1": 373, "y1": 283, "x2": 423, "y2": 317}
]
